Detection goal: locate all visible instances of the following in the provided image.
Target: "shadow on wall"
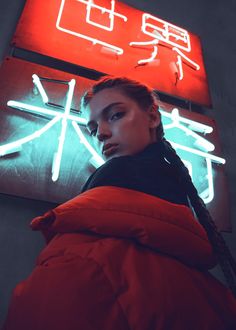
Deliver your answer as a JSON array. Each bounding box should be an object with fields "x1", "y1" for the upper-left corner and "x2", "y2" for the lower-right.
[{"x1": 0, "y1": 193, "x2": 57, "y2": 328}]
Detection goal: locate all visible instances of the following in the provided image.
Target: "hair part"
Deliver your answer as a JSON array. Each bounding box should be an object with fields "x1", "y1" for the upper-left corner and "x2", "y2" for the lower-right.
[{"x1": 82, "y1": 76, "x2": 157, "y2": 111}]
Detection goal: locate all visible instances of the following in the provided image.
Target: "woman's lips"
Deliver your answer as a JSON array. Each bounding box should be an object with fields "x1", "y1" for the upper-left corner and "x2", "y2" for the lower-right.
[{"x1": 102, "y1": 144, "x2": 118, "y2": 157}]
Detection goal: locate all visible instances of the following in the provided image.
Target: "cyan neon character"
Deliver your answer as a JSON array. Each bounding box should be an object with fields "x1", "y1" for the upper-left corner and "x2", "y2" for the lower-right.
[
  {"x1": 161, "y1": 108, "x2": 225, "y2": 203},
  {"x1": 0, "y1": 75, "x2": 225, "y2": 205}
]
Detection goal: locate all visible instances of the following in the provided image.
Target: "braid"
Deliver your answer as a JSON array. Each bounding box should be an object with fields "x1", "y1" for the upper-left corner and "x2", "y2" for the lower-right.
[
  {"x1": 160, "y1": 137, "x2": 236, "y2": 297},
  {"x1": 83, "y1": 75, "x2": 236, "y2": 295}
]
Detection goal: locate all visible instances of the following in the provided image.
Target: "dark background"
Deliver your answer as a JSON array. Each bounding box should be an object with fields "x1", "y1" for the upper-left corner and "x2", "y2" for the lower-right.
[{"x1": 0, "y1": 0, "x2": 236, "y2": 326}]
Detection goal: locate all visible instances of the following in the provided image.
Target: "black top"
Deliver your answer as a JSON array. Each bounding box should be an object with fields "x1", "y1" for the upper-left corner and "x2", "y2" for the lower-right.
[{"x1": 81, "y1": 142, "x2": 189, "y2": 207}]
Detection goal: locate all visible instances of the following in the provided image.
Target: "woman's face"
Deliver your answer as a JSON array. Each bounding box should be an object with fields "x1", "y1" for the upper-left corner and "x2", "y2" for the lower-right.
[{"x1": 84, "y1": 87, "x2": 160, "y2": 160}]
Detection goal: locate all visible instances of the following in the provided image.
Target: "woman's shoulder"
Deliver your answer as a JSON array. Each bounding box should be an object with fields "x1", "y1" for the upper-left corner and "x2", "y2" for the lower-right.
[
  {"x1": 81, "y1": 156, "x2": 134, "y2": 193},
  {"x1": 81, "y1": 143, "x2": 164, "y2": 193}
]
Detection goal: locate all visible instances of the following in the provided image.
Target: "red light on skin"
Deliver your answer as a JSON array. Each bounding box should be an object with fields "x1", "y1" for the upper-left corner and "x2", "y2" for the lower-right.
[{"x1": 12, "y1": 0, "x2": 211, "y2": 106}]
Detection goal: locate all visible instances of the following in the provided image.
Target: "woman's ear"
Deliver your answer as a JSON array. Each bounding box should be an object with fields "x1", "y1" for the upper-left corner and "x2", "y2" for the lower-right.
[{"x1": 148, "y1": 107, "x2": 161, "y2": 129}]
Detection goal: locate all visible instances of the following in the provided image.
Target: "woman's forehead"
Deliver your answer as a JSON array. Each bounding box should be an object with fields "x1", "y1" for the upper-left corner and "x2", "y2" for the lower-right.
[
  {"x1": 92, "y1": 88, "x2": 131, "y2": 105},
  {"x1": 84, "y1": 88, "x2": 134, "y2": 118}
]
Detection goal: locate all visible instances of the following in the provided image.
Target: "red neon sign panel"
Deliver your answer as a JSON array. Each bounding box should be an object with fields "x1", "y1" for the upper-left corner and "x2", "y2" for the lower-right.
[{"x1": 13, "y1": 0, "x2": 211, "y2": 106}]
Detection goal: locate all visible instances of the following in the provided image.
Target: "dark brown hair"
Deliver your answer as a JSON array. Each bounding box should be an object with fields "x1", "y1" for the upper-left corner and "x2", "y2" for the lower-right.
[{"x1": 82, "y1": 76, "x2": 236, "y2": 296}]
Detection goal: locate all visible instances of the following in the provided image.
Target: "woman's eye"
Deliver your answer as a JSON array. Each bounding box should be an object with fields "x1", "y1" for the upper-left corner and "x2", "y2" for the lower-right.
[{"x1": 110, "y1": 112, "x2": 124, "y2": 121}]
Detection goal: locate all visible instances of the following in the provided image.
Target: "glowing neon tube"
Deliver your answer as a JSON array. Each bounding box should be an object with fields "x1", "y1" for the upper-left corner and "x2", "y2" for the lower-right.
[
  {"x1": 173, "y1": 47, "x2": 200, "y2": 70},
  {"x1": 84, "y1": 0, "x2": 127, "y2": 31},
  {"x1": 164, "y1": 109, "x2": 215, "y2": 152},
  {"x1": 199, "y1": 158, "x2": 214, "y2": 204},
  {"x1": 72, "y1": 121, "x2": 104, "y2": 167},
  {"x1": 137, "y1": 45, "x2": 158, "y2": 65},
  {"x1": 79, "y1": 0, "x2": 127, "y2": 21},
  {"x1": 176, "y1": 55, "x2": 184, "y2": 80},
  {"x1": 52, "y1": 79, "x2": 76, "y2": 182},
  {"x1": 142, "y1": 13, "x2": 191, "y2": 52},
  {"x1": 7, "y1": 100, "x2": 87, "y2": 125},
  {"x1": 129, "y1": 39, "x2": 159, "y2": 47},
  {"x1": 159, "y1": 109, "x2": 213, "y2": 134},
  {"x1": 56, "y1": 0, "x2": 125, "y2": 54},
  {"x1": 32, "y1": 74, "x2": 49, "y2": 104},
  {"x1": 0, "y1": 116, "x2": 61, "y2": 156},
  {"x1": 171, "y1": 141, "x2": 225, "y2": 164}
]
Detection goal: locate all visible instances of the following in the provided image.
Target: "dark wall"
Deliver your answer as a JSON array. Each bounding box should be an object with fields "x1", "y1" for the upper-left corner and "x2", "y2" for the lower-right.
[
  {"x1": 0, "y1": 1, "x2": 48, "y2": 326},
  {"x1": 1, "y1": 0, "x2": 236, "y2": 326},
  {"x1": 0, "y1": 194, "x2": 57, "y2": 326}
]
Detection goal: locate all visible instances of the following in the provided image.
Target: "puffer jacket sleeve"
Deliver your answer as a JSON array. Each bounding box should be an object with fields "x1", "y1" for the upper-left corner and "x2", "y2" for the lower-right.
[
  {"x1": 3, "y1": 251, "x2": 130, "y2": 330},
  {"x1": 3, "y1": 186, "x2": 236, "y2": 330}
]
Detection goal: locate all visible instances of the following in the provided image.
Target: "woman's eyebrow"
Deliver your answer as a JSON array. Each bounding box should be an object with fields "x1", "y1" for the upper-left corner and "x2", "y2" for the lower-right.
[{"x1": 86, "y1": 102, "x2": 123, "y2": 128}]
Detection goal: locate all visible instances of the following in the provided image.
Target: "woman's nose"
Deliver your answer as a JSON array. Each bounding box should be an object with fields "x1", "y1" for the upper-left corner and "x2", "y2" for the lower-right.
[{"x1": 97, "y1": 122, "x2": 112, "y2": 141}]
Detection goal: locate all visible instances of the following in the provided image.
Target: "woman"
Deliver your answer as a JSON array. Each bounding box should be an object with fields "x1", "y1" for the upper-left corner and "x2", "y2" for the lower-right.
[{"x1": 3, "y1": 77, "x2": 236, "y2": 330}]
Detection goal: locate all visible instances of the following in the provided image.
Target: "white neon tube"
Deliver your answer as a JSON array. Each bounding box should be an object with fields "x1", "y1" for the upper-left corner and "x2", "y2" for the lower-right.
[
  {"x1": 52, "y1": 79, "x2": 76, "y2": 182},
  {"x1": 32, "y1": 74, "x2": 49, "y2": 104},
  {"x1": 159, "y1": 109, "x2": 213, "y2": 134},
  {"x1": 129, "y1": 39, "x2": 159, "y2": 47},
  {"x1": 72, "y1": 121, "x2": 104, "y2": 167},
  {"x1": 78, "y1": 0, "x2": 127, "y2": 22},
  {"x1": 56, "y1": 0, "x2": 125, "y2": 55},
  {"x1": 164, "y1": 109, "x2": 215, "y2": 152},
  {"x1": 199, "y1": 158, "x2": 214, "y2": 204},
  {"x1": 171, "y1": 141, "x2": 225, "y2": 164},
  {"x1": 163, "y1": 123, "x2": 213, "y2": 152},
  {"x1": 8, "y1": 101, "x2": 60, "y2": 117},
  {"x1": 84, "y1": 0, "x2": 128, "y2": 31},
  {"x1": 176, "y1": 55, "x2": 184, "y2": 80},
  {"x1": 173, "y1": 47, "x2": 200, "y2": 70},
  {"x1": 7, "y1": 100, "x2": 87, "y2": 125},
  {"x1": 137, "y1": 45, "x2": 158, "y2": 65},
  {"x1": 142, "y1": 13, "x2": 191, "y2": 52},
  {"x1": 0, "y1": 116, "x2": 61, "y2": 156}
]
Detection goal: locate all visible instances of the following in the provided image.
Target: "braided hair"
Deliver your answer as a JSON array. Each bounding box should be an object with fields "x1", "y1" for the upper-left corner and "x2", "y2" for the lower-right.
[
  {"x1": 82, "y1": 76, "x2": 236, "y2": 296},
  {"x1": 160, "y1": 132, "x2": 236, "y2": 296}
]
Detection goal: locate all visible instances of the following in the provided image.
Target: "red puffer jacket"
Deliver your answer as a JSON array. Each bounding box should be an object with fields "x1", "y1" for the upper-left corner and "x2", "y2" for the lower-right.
[{"x1": 3, "y1": 187, "x2": 236, "y2": 330}]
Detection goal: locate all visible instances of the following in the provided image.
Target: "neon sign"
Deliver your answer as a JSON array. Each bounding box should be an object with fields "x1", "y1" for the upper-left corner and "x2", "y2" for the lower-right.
[
  {"x1": 0, "y1": 74, "x2": 224, "y2": 204},
  {"x1": 1, "y1": 75, "x2": 101, "y2": 182},
  {"x1": 0, "y1": 57, "x2": 229, "y2": 229},
  {"x1": 141, "y1": 13, "x2": 191, "y2": 52},
  {"x1": 57, "y1": 0, "x2": 200, "y2": 82},
  {"x1": 56, "y1": 0, "x2": 128, "y2": 55},
  {"x1": 160, "y1": 108, "x2": 225, "y2": 204},
  {"x1": 129, "y1": 13, "x2": 200, "y2": 82},
  {"x1": 12, "y1": 0, "x2": 211, "y2": 106}
]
